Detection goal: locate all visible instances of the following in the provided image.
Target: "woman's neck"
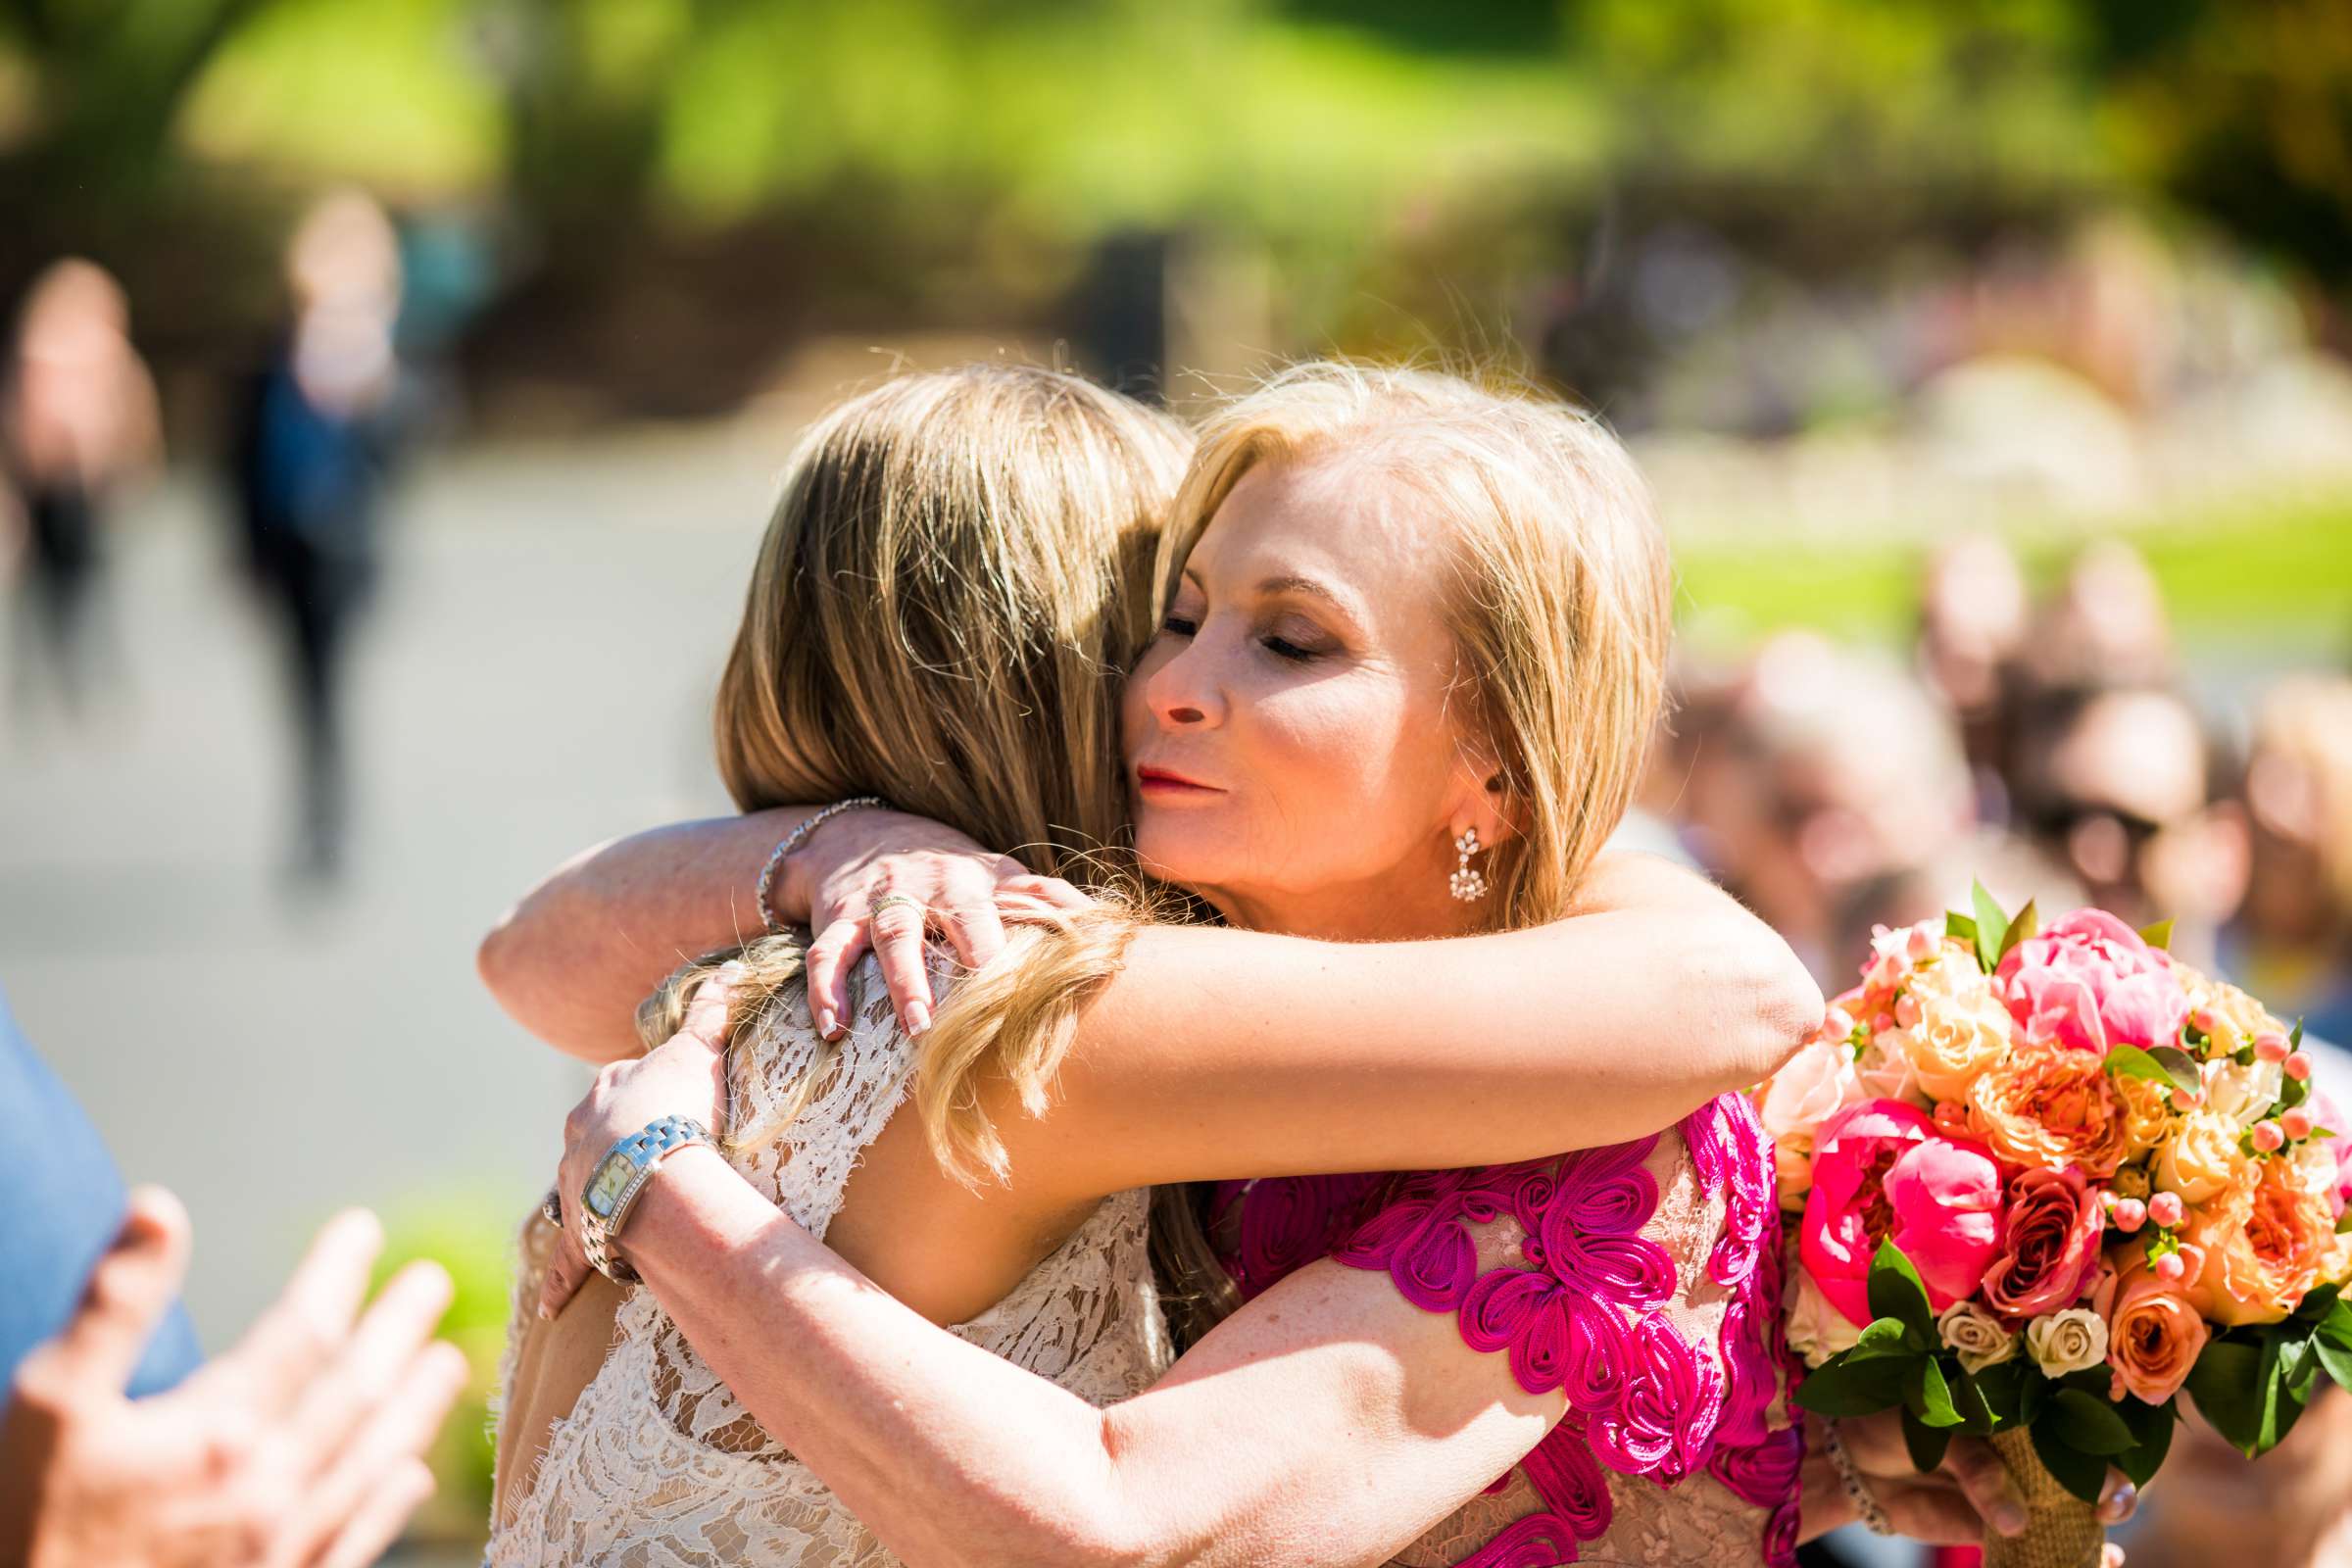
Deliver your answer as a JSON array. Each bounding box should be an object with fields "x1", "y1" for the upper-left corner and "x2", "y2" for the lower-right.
[{"x1": 1196, "y1": 878, "x2": 1490, "y2": 943}]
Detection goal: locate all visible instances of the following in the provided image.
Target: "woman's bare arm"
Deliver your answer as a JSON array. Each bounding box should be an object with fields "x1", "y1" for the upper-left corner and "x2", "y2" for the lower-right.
[
  {"x1": 477, "y1": 812, "x2": 817, "y2": 1062},
  {"x1": 624, "y1": 1145, "x2": 1558, "y2": 1568},
  {"x1": 1003, "y1": 850, "x2": 1819, "y2": 1203}
]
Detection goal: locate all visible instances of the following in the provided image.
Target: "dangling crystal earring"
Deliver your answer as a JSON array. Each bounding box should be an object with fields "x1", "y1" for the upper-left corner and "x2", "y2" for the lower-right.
[{"x1": 1448, "y1": 827, "x2": 1490, "y2": 903}]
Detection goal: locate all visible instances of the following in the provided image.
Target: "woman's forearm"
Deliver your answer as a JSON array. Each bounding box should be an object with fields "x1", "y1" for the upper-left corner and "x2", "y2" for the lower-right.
[
  {"x1": 478, "y1": 812, "x2": 811, "y2": 1062},
  {"x1": 626, "y1": 1148, "x2": 1154, "y2": 1567},
  {"x1": 1010, "y1": 854, "x2": 1825, "y2": 1196},
  {"x1": 627, "y1": 1150, "x2": 1547, "y2": 1568}
]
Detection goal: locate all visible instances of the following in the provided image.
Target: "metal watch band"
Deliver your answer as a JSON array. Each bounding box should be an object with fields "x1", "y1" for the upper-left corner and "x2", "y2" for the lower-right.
[{"x1": 578, "y1": 1114, "x2": 713, "y2": 1285}]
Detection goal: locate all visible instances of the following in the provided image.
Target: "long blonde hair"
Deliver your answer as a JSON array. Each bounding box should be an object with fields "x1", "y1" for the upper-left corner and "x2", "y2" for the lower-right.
[
  {"x1": 919, "y1": 362, "x2": 1676, "y2": 1339},
  {"x1": 645, "y1": 364, "x2": 1188, "y2": 1164}
]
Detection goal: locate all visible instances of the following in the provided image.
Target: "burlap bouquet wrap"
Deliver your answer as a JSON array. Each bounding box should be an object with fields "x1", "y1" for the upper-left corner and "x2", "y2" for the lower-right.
[{"x1": 1984, "y1": 1427, "x2": 2104, "y2": 1568}]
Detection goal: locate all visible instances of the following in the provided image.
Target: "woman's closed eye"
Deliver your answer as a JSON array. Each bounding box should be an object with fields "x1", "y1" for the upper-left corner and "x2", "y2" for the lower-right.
[
  {"x1": 1261, "y1": 633, "x2": 1318, "y2": 662},
  {"x1": 1159, "y1": 612, "x2": 1199, "y2": 638}
]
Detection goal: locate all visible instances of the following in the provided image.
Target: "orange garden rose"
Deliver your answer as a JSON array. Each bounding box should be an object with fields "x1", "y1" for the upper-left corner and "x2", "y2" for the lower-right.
[
  {"x1": 1966, "y1": 1040, "x2": 2135, "y2": 1178},
  {"x1": 2094, "y1": 1259, "x2": 2210, "y2": 1403},
  {"x1": 2184, "y1": 1158, "x2": 2345, "y2": 1327}
]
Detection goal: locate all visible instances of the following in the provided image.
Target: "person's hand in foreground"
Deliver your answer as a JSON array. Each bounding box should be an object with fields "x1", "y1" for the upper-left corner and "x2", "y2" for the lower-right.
[
  {"x1": 1802, "y1": 1410, "x2": 2137, "y2": 1563},
  {"x1": 0, "y1": 1189, "x2": 467, "y2": 1568}
]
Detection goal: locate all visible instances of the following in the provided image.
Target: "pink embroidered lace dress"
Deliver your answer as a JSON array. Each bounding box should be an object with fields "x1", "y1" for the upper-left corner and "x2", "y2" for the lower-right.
[{"x1": 1215, "y1": 1093, "x2": 1803, "y2": 1567}]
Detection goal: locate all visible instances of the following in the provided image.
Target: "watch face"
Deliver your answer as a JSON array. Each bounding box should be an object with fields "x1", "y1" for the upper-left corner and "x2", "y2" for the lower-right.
[{"x1": 586, "y1": 1152, "x2": 635, "y2": 1219}]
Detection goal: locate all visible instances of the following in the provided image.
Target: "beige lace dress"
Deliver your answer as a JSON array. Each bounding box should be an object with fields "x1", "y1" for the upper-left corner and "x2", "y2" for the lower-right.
[{"x1": 485, "y1": 956, "x2": 1173, "y2": 1566}]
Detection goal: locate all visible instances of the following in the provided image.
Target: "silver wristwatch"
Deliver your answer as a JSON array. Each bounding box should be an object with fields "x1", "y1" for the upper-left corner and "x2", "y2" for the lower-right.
[{"x1": 576, "y1": 1114, "x2": 713, "y2": 1284}]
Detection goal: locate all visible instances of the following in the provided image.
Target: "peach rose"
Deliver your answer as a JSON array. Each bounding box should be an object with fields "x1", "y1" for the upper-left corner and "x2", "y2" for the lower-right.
[
  {"x1": 1968, "y1": 1040, "x2": 2136, "y2": 1178},
  {"x1": 2094, "y1": 1258, "x2": 2210, "y2": 1404},
  {"x1": 2179, "y1": 970, "x2": 2290, "y2": 1056},
  {"x1": 2116, "y1": 1075, "x2": 2174, "y2": 1159},
  {"x1": 2184, "y1": 1159, "x2": 2343, "y2": 1327},
  {"x1": 1886, "y1": 956, "x2": 2015, "y2": 1102},
  {"x1": 2155, "y1": 1110, "x2": 2254, "y2": 1205}
]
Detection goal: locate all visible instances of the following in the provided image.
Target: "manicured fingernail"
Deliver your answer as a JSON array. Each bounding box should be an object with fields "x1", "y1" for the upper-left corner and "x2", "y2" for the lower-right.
[
  {"x1": 814, "y1": 1007, "x2": 838, "y2": 1039},
  {"x1": 1996, "y1": 1504, "x2": 2028, "y2": 1536},
  {"x1": 905, "y1": 1003, "x2": 931, "y2": 1036},
  {"x1": 538, "y1": 1301, "x2": 553, "y2": 1321},
  {"x1": 2102, "y1": 1484, "x2": 2136, "y2": 1521}
]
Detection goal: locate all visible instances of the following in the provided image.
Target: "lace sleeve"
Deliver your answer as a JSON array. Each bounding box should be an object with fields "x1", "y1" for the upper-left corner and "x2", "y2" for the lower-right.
[{"x1": 1324, "y1": 1094, "x2": 1804, "y2": 1568}]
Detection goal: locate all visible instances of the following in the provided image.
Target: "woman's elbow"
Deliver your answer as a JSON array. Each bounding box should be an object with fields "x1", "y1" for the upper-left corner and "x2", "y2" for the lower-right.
[{"x1": 1702, "y1": 921, "x2": 1825, "y2": 1090}]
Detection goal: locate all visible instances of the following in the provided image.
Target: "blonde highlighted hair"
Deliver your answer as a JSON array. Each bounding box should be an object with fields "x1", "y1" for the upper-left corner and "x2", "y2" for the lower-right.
[
  {"x1": 920, "y1": 362, "x2": 1676, "y2": 1338},
  {"x1": 651, "y1": 363, "x2": 1187, "y2": 1171}
]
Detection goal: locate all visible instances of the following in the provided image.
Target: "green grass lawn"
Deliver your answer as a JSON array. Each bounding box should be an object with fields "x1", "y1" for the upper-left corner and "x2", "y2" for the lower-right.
[{"x1": 1671, "y1": 489, "x2": 2352, "y2": 648}]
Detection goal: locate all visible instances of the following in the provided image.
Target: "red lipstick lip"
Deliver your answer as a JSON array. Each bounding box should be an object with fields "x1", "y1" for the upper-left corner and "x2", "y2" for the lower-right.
[{"x1": 1135, "y1": 765, "x2": 1220, "y2": 794}]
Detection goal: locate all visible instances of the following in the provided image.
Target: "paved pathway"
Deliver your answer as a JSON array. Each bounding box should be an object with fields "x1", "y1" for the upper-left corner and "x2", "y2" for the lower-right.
[{"x1": 1, "y1": 422, "x2": 785, "y2": 1345}]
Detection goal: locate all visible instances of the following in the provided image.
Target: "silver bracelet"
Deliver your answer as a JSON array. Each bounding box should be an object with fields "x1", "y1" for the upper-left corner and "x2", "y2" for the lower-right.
[
  {"x1": 755, "y1": 797, "x2": 889, "y2": 935},
  {"x1": 1820, "y1": 1419, "x2": 1895, "y2": 1536}
]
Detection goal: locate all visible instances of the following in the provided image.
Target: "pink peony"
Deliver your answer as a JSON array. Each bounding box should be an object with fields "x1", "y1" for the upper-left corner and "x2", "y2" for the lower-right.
[
  {"x1": 1800, "y1": 1100, "x2": 2004, "y2": 1327},
  {"x1": 1980, "y1": 1166, "x2": 2105, "y2": 1319},
  {"x1": 1994, "y1": 908, "x2": 2190, "y2": 1054}
]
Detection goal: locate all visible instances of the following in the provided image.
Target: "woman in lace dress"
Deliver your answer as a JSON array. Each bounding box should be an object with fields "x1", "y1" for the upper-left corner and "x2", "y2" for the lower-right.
[{"x1": 492, "y1": 365, "x2": 1957, "y2": 1566}]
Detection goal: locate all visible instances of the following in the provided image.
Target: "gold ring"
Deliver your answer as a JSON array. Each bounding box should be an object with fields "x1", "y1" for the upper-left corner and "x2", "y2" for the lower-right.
[{"x1": 868, "y1": 892, "x2": 925, "y2": 917}]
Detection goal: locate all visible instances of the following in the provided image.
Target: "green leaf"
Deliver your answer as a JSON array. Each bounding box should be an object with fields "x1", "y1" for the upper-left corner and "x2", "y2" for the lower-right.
[
  {"x1": 2188, "y1": 1338, "x2": 2266, "y2": 1455},
  {"x1": 2338, "y1": 1211, "x2": 2352, "y2": 1235},
  {"x1": 2280, "y1": 1073, "x2": 2312, "y2": 1112},
  {"x1": 2279, "y1": 1332, "x2": 2323, "y2": 1402},
  {"x1": 1902, "y1": 1404, "x2": 1953, "y2": 1473},
  {"x1": 1973, "y1": 881, "x2": 2010, "y2": 972},
  {"x1": 1868, "y1": 1241, "x2": 1936, "y2": 1345},
  {"x1": 2315, "y1": 1333, "x2": 2352, "y2": 1394},
  {"x1": 1949, "y1": 1367, "x2": 2000, "y2": 1434},
  {"x1": 2114, "y1": 1398, "x2": 2176, "y2": 1487},
  {"x1": 1996, "y1": 899, "x2": 2038, "y2": 963},
  {"x1": 1945, "y1": 910, "x2": 1979, "y2": 948},
  {"x1": 2293, "y1": 1019, "x2": 2306, "y2": 1049},
  {"x1": 1794, "y1": 1354, "x2": 1910, "y2": 1417},
  {"x1": 2319, "y1": 1300, "x2": 2352, "y2": 1349},
  {"x1": 2106, "y1": 1043, "x2": 2201, "y2": 1095},
  {"x1": 1845, "y1": 1316, "x2": 1925, "y2": 1363},
  {"x1": 2030, "y1": 1418, "x2": 2110, "y2": 1504},
  {"x1": 1966, "y1": 1359, "x2": 2029, "y2": 1428},
  {"x1": 2257, "y1": 1332, "x2": 2306, "y2": 1454},
  {"x1": 2139, "y1": 917, "x2": 2175, "y2": 950},
  {"x1": 2148, "y1": 1045, "x2": 2204, "y2": 1091},
  {"x1": 2295, "y1": 1284, "x2": 2341, "y2": 1323},
  {"x1": 2049, "y1": 1388, "x2": 2137, "y2": 1454},
  {"x1": 1911, "y1": 1355, "x2": 1965, "y2": 1429}
]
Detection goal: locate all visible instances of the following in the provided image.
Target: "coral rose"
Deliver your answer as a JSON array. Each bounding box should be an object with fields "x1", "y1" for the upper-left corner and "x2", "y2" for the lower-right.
[
  {"x1": 1967, "y1": 1040, "x2": 2136, "y2": 1178},
  {"x1": 1885, "y1": 956, "x2": 2015, "y2": 1102},
  {"x1": 1995, "y1": 908, "x2": 2189, "y2": 1054},
  {"x1": 2183, "y1": 1159, "x2": 2343, "y2": 1327},
  {"x1": 2094, "y1": 1259, "x2": 2209, "y2": 1404},
  {"x1": 1800, "y1": 1100, "x2": 2003, "y2": 1327},
  {"x1": 1981, "y1": 1166, "x2": 2106, "y2": 1318}
]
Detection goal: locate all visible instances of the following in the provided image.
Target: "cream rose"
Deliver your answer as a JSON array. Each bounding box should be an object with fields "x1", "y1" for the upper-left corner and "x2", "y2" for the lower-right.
[
  {"x1": 2026, "y1": 1307, "x2": 2110, "y2": 1378},
  {"x1": 2156, "y1": 1110, "x2": 2254, "y2": 1204},
  {"x1": 2204, "y1": 1055, "x2": 2285, "y2": 1130},
  {"x1": 1759, "y1": 1041, "x2": 1863, "y2": 1142},
  {"x1": 1787, "y1": 1270, "x2": 1865, "y2": 1368},
  {"x1": 1888, "y1": 957, "x2": 2015, "y2": 1102},
  {"x1": 1936, "y1": 1300, "x2": 2019, "y2": 1375}
]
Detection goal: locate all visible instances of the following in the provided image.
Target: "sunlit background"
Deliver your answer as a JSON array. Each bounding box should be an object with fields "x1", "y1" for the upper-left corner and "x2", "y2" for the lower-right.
[{"x1": 3, "y1": 1, "x2": 2349, "y2": 1554}]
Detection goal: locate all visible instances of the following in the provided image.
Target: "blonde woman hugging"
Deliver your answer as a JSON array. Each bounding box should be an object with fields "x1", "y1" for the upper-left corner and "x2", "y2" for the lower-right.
[{"x1": 483, "y1": 364, "x2": 1997, "y2": 1565}]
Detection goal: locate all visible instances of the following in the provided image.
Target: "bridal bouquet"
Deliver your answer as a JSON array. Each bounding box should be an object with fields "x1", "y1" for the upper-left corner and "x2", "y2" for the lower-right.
[{"x1": 1757, "y1": 888, "x2": 2352, "y2": 1568}]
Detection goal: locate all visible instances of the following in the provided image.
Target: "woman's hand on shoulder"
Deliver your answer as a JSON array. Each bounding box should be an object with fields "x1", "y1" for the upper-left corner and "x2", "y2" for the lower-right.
[{"x1": 790, "y1": 809, "x2": 1091, "y2": 1040}]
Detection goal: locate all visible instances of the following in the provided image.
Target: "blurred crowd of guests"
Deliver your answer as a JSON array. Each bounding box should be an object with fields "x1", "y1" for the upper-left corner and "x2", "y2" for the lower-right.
[
  {"x1": 2, "y1": 191, "x2": 416, "y2": 882},
  {"x1": 1640, "y1": 538, "x2": 2352, "y2": 1568},
  {"x1": 1643, "y1": 534, "x2": 2352, "y2": 1054}
]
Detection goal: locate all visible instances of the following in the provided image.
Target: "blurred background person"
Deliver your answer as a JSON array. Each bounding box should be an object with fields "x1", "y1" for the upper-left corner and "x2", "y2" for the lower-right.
[
  {"x1": 1679, "y1": 631, "x2": 1977, "y2": 984},
  {"x1": 1916, "y1": 532, "x2": 2030, "y2": 825},
  {"x1": 228, "y1": 190, "x2": 412, "y2": 885},
  {"x1": 2230, "y1": 674, "x2": 2352, "y2": 1047},
  {"x1": 2006, "y1": 681, "x2": 2248, "y2": 967},
  {"x1": 2, "y1": 259, "x2": 160, "y2": 729}
]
